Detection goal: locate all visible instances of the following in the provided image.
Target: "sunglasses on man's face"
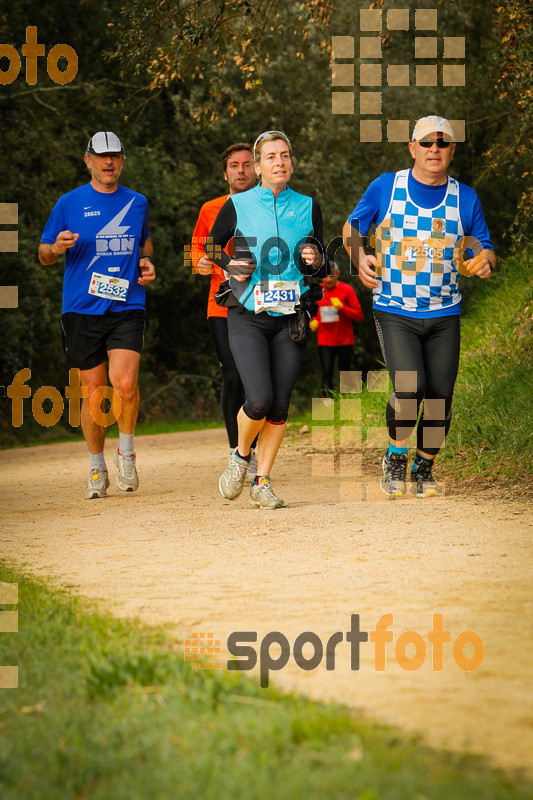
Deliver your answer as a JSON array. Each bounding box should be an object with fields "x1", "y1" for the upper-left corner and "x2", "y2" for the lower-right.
[{"x1": 419, "y1": 139, "x2": 452, "y2": 148}]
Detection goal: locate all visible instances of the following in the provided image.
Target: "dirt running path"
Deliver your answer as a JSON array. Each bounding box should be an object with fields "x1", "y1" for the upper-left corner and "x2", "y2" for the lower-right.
[{"x1": 2, "y1": 429, "x2": 532, "y2": 774}]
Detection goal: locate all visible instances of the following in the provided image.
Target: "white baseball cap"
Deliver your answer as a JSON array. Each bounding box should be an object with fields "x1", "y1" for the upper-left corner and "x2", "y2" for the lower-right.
[
  {"x1": 86, "y1": 131, "x2": 124, "y2": 155},
  {"x1": 412, "y1": 116, "x2": 455, "y2": 142}
]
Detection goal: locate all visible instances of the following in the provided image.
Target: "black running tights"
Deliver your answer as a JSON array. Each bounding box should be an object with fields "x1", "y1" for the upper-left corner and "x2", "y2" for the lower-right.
[
  {"x1": 209, "y1": 316, "x2": 244, "y2": 448},
  {"x1": 373, "y1": 309, "x2": 460, "y2": 456}
]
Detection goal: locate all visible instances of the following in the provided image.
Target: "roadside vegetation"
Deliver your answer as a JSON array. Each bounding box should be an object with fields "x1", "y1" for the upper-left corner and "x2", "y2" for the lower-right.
[{"x1": 440, "y1": 249, "x2": 532, "y2": 488}]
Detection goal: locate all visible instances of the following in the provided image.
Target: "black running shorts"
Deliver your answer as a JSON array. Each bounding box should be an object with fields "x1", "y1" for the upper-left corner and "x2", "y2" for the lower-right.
[{"x1": 61, "y1": 310, "x2": 145, "y2": 371}]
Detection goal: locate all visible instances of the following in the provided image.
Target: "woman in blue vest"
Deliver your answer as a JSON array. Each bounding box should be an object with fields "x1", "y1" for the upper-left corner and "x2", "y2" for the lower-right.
[{"x1": 208, "y1": 130, "x2": 328, "y2": 509}]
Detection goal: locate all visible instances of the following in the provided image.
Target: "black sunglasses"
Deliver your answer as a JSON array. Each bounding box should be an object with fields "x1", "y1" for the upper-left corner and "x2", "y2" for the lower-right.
[{"x1": 419, "y1": 139, "x2": 452, "y2": 148}]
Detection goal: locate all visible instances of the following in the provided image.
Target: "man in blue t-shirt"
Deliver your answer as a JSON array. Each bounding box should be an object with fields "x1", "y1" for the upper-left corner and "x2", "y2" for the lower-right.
[
  {"x1": 343, "y1": 115, "x2": 496, "y2": 498},
  {"x1": 39, "y1": 131, "x2": 155, "y2": 499}
]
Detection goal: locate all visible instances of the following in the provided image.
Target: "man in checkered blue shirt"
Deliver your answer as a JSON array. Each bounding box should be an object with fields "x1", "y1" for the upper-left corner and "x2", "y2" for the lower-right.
[{"x1": 343, "y1": 116, "x2": 495, "y2": 498}]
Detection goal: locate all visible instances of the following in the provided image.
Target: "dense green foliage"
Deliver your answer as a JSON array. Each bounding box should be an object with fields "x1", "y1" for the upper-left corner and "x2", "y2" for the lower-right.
[
  {"x1": 441, "y1": 248, "x2": 533, "y2": 487},
  {"x1": 1, "y1": 562, "x2": 531, "y2": 799},
  {"x1": 0, "y1": 0, "x2": 530, "y2": 448},
  {"x1": 484, "y1": 0, "x2": 533, "y2": 244}
]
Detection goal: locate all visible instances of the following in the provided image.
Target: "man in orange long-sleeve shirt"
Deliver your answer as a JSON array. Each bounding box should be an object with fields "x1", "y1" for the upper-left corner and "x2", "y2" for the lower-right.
[
  {"x1": 190, "y1": 143, "x2": 257, "y2": 470},
  {"x1": 310, "y1": 263, "x2": 364, "y2": 392}
]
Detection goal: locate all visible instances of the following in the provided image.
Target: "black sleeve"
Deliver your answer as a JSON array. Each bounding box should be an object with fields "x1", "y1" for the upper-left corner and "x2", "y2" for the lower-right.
[
  {"x1": 299, "y1": 198, "x2": 330, "y2": 278},
  {"x1": 312, "y1": 198, "x2": 324, "y2": 243},
  {"x1": 206, "y1": 198, "x2": 237, "y2": 271}
]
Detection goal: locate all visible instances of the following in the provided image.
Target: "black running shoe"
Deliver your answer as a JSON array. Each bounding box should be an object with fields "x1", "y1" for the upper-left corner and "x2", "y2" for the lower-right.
[
  {"x1": 410, "y1": 457, "x2": 441, "y2": 498},
  {"x1": 381, "y1": 452, "x2": 407, "y2": 497}
]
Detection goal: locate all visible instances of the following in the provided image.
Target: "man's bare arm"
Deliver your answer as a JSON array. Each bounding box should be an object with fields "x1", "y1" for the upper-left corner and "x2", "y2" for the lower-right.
[
  {"x1": 462, "y1": 248, "x2": 496, "y2": 278},
  {"x1": 138, "y1": 236, "x2": 155, "y2": 285},
  {"x1": 478, "y1": 248, "x2": 496, "y2": 279},
  {"x1": 139, "y1": 236, "x2": 154, "y2": 261},
  {"x1": 38, "y1": 231, "x2": 79, "y2": 265}
]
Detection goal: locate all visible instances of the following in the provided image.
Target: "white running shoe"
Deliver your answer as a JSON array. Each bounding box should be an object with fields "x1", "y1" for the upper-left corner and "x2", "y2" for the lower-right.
[
  {"x1": 113, "y1": 450, "x2": 139, "y2": 492},
  {"x1": 85, "y1": 468, "x2": 110, "y2": 499},
  {"x1": 219, "y1": 451, "x2": 249, "y2": 499},
  {"x1": 249, "y1": 476, "x2": 285, "y2": 509}
]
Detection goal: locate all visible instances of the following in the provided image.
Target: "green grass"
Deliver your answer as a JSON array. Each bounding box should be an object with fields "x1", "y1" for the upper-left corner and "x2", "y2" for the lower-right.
[
  {"x1": 110, "y1": 417, "x2": 223, "y2": 438},
  {"x1": 439, "y1": 249, "x2": 533, "y2": 484},
  {"x1": 0, "y1": 563, "x2": 531, "y2": 800},
  {"x1": 0, "y1": 417, "x2": 224, "y2": 450},
  {"x1": 289, "y1": 381, "x2": 391, "y2": 437}
]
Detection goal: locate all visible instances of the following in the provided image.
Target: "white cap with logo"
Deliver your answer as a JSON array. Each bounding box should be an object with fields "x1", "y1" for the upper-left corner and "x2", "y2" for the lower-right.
[
  {"x1": 412, "y1": 116, "x2": 455, "y2": 142},
  {"x1": 86, "y1": 131, "x2": 124, "y2": 155}
]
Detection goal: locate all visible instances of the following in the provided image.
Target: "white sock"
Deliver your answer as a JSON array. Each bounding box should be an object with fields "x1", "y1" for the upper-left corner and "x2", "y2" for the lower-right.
[
  {"x1": 89, "y1": 451, "x2": 107, "y2": 472},
  {"x1": 119, "y1": 432, "x2": 135, "y2": 455}
]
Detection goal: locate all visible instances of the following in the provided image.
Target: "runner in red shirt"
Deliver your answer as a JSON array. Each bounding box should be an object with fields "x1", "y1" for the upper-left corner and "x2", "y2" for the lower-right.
[
  {"x1": 190, "y1": 143, "x2": 257, "y2": 472},
  {"x1": 310, "y1": 263, "x2": 364, "y2": 392}
]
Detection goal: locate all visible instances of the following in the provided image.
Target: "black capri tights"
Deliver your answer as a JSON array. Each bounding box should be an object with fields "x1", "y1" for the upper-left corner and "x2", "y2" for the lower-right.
[
  {"x1": 208, "y1": 316, "x2": 244, "y2": 449},
  {"x1": 227, "y1": 306, "x2": 305, "y2": 424},
  {"x1": 373, "y1": 309, "x2": 461, "y2": 456}
]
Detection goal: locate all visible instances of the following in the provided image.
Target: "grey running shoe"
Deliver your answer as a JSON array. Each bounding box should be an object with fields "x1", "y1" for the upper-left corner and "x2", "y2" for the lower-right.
[
  {"x1": 219, "y1": 451, "x2": 249, "y2": 499},
  {"x1": 249, "y1": 477, "x2": 285, "y2": 509},
  {"x1": 381, "y1": 452, "x2": 407, "y2": 497},
  {"x1": 411, "y1": 457, "x2": 441, "y2": 498},
  {"x1": 85, "y1": 468, "x2": 110, "y2": 499},
  {"x1": 113, "y1": 450, "x2": 139, "y2": 492},
  {"x1": 246, "y1": 448, "x2": 257, "y2": 482}
]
